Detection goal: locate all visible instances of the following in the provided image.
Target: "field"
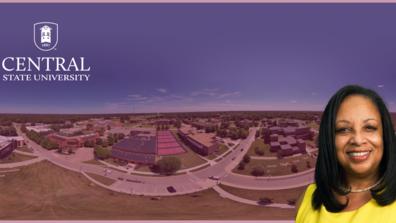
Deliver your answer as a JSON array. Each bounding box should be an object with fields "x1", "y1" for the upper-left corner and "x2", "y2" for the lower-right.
[
  {"x1": 0, "y1": 161, "x2": 296, "y2": 220},
  {"x1": 83, "y1": 159, "x2": 105, "y2": 166},
  {"x1": 219, "y1": 184, "x2": 306, "y2": 204},
  {"x1": 0, "y1": 152, "x2": 37, "y2": 164},
  {"x1": 86, "y1": 173, "x2": 116, "y2": 186},
  {"x1": 246, "y1": 138, "x2": 275, "y2": 158},
  {"x1": 207, "y1": 144, "x2": 229, "y2": 160},
  {"x1": 233, "y1": 154, "x2": 316, "y2": 176},
  {"x1": 16, "y1": 146, "x2": 34, "y2": 153}
]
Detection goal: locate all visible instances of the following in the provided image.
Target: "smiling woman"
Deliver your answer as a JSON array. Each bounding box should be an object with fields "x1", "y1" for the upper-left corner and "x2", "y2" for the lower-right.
[{"x1": 296, "y1": 85, "x2": 396, "y2": 223}]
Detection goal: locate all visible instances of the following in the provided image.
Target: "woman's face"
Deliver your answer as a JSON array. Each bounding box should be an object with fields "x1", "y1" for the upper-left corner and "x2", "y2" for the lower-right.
[{"x1": 335, "y1": 94, "x2": 383, "y2": 179}]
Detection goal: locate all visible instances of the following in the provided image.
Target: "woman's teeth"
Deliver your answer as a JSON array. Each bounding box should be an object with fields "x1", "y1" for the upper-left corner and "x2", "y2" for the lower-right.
[{"x1": 348, "y1": 151, "x2": 370, "y2": 157}]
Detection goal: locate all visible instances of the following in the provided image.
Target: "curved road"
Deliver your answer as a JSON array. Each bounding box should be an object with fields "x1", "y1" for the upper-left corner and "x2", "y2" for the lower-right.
[{"x1": 14, "y1": 124, "x2": 313, "y2": 196}]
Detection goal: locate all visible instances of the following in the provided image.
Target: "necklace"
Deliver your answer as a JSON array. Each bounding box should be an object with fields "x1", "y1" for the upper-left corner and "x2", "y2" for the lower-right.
[{"x1": 348, "y1": 177, "x2": 384, "y2": 193}]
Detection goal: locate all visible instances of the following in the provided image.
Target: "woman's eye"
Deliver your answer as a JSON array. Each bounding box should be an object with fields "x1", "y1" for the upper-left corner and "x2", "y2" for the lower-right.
[
  {"x1": 336, "y1": 128, "x2": 349, "y2": 133},
  {"x1": 365, "y1": 125, "x2": 378, "y2": 131}
]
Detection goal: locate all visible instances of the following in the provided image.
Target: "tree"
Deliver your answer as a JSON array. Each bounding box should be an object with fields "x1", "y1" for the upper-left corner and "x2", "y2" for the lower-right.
[
  {"x1": 94, "y1": 146, "x2": 111, "y2": 160},
  {"x1": 220, "y1": 122, "x2": 229, "y2": 129},
  {"x1": 306, "y1": 161, "x2": 311, "y2": 169},
  {"x1": 21, "y1": 124, "x2": 27, "y2": 133},
  {"x1": 98, "y1": 128, "x2": 105, "y2": 136},
  {"x1": 40, "y1": 138, "x2": 59, "y2": 150},
  {"x1": 238, "y1": 162, "x2": 245, "y2": 170},
  {"x1": 0, "y1": 127, "x2": 17, "y2": 136},
  {"x1": 102, "y1": 140, "x2": 109, "y2": 147},
  {"x1": 291, "y1": 164, "x2": 298, "y2": 173},
  {"x1": 96, "y1": 138, "x2": 103, "y2": 146},
  {"x1": 174, "y1": 120, "x2": 182, "y2": 128},
  {"x1": 153, "y1": 157, "x2": 181, "y2": 175},
  {"x1": 229, "y1": 128, "x2": 239, "y2": 140},
  {"x1": 205, "y1": 126, "x2": 216, "y2": 133},
  {"x1": 50, "y1": 124, "x2": 61, "y2": 132},
  {"x1": 255, "y1": 147, "x2": 265, "y2": 156},
  {"x1": 86, "y1": 123, "x2": 94, "y2": 130},
  {"x1": 118, "y1": 133, "x2": 125, "y2": 140},
  {"x1": 243, "y1": 155, "x2": 251, "y2": 163},
  {"x1": 239, "y1": 128, "x2": 249, "y2": 139},
  {"x1": 107, "y1": 134, "x2": 115, "y2": 146},
  {"x1": 251, "y1": 166, "x2": 265, "y2": 176},
  {"x1": 84, "y1": 140, "x2": 95, "y2": 148},
  {"x1": 216, "y1": 129, "x2": 227, "y2": 138}
]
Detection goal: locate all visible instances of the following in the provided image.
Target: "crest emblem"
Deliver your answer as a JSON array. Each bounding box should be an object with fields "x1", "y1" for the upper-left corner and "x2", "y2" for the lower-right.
[{"x1": 33, "y1": 22, "x2": 58, "y2": 51}]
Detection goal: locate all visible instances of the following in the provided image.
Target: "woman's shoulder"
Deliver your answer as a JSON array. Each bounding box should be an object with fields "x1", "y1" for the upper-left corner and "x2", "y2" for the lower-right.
[
  {"x1": 295, "y1": 183, "x2": 318, "y2": 222},
  {"x1": 305, "y1": 183, "x2": 316, "y2": 193},
  {"x1": 296, "y1": 184, "x2": 316, "y2": 219},
  {"x1": 300, "y1": 183, "x2": 317, "y2": 201},
  {"x1": 297, "y1": 183, "x2": 316, "y2": 203}
]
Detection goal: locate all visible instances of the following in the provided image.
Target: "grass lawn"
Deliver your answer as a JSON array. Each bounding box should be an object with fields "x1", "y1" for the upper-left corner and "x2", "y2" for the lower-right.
[
  {"x1": 85, "y1": 159, "x2": 128, "y2": 173},
  {"x1": 0, "y1": 152, "x2": 37, "y2": 164},
  {"x1": 102, "y1": 158, "x2": 121, "y2": 166},
  {"x1": 16, "y1": 146, "x2": 34, "y2": 153},
  {"x1": 86, "y1": 173, "x2": 116, "y2": 186},
  {"x1": 170, "y1": 131, "x2": 207, "y2": 169},
  {"x1": 233, "y1": 154, "x2": 316, "y2": 176},
  {"x1": 83, "y1": 159, "x2": 105, "y2": 166},
  {"x1": 0, "y1": 161, "x2": 295, "y2": 220},
  {"x1": 219, "y1": 184, "x2": 306, "y2": 204},
  {"x1": 247, "y1": 139, "x2": 276, "y2": 158},
  {"x1": 206, "y1": 144, "x2": 229, "y2": 160},
  {"x1": 134, "y1": 164, "x2": 152, "y2": 172}
]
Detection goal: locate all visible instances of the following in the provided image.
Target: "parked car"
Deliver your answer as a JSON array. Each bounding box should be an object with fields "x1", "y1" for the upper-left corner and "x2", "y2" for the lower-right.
[
  {"x1": 167, "y1": 186, "x2": 176, "y2": 193},
  {"x1": 208, "y1": 176, "x2": 220, "y2": 180},
  {"x1": 257, "y1": 197, "x2": 273, "y2": 206}
]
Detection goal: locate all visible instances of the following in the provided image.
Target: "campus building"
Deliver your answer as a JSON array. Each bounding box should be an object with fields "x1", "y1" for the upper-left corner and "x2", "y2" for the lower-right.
[
  {"x1": 263, "y1": 125, "x2": 314, "y2": 143},
  {"x1": 26, "y1": 125, "x2": 52, "y2": 134},
  {"x1": 0, "y1": 138, "x2": 17, "y2": 159},
  {"x1": 0, "y1": 135, "x2": 25, "y2": 148},
  {"x1": 177, "y1": 127, "x2": 218, "y2": 156},
  {"x1": 261, "y1": 120, "x2": 312, "y2": 158},
  {"x1": 47, "y1": 132, "x2": 98, "y2": 151},
  {"x1": 157, "y1": 130, "x2": 185, "y2": 156},
  {"x1": 112, "y1": 135, "x2": 157, "y2": 164},
  {"x1": 111, "y1": 130, "x2": 185, "y2": 164}
]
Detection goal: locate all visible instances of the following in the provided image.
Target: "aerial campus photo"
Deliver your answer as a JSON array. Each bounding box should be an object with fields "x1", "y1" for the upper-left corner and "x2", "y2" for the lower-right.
[{"x1": 1, "y1": 3, "x2": 396, "y2": 221}]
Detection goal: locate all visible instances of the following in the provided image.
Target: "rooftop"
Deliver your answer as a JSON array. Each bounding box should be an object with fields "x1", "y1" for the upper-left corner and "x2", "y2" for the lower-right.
[{"x1": 113, "y1": 136, "x2": 157, "y2": 154}]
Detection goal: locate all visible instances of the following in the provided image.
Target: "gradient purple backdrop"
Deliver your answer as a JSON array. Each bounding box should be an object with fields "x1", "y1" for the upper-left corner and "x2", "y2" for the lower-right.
[{"x1": 0, "y1": 3, "x2": 395, "y2": 114}]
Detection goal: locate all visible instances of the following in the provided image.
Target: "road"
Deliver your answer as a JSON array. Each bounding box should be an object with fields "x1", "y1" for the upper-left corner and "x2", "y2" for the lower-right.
[{"x1": 13, "y1": 123, "x2": 313, "y2": 197}]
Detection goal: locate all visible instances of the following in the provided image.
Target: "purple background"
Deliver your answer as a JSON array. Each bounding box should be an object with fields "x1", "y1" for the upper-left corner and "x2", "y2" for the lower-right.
[{"x1": 0, "y1": 4, "x2": 395, "y2": 114}]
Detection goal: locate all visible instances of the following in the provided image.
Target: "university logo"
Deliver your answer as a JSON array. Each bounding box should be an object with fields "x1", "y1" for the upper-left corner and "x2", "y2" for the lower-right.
[{"x1": 33, "y1": 22, "x2": 58, "y2": 51}]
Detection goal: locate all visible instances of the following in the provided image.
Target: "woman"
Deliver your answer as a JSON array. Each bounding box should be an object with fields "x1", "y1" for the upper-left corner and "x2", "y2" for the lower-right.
[{"x1": 296, "y1": 85, "x2": 396, "y2": 222}]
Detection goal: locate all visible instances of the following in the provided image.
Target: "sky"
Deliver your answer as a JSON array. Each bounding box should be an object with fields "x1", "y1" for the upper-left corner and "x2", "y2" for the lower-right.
[{"x1": 0, "y1": 3, "x2": 395, "y2": 114}]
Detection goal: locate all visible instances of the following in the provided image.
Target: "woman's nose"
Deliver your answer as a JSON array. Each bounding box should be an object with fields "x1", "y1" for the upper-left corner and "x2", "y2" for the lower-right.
[{"x1": 349, "y1": 131, "x2": 367, "y2": 145}]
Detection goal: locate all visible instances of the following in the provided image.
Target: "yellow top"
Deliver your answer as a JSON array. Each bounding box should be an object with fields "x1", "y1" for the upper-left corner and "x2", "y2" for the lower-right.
[{"x1": 296, "y1": 184, "x2": 396, "y2": 223}]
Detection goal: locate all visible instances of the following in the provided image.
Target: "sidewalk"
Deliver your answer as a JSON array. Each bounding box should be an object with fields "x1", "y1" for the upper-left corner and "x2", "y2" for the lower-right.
[
  {"x1": 14, "y1": 149, "x2": 38, "y2": 157},
  {"x1": 0, "y1": 156, "x2": 45, "y2": 169},
  {"x1": 98, "y1": 158, "x2": 213, "y2": 176},
  {"x1": 213, "y1": 185, "x2": 295, "y2": 209},
  {"x1": 228, "y1": 168, "x2": 314, "y2": 180}
]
